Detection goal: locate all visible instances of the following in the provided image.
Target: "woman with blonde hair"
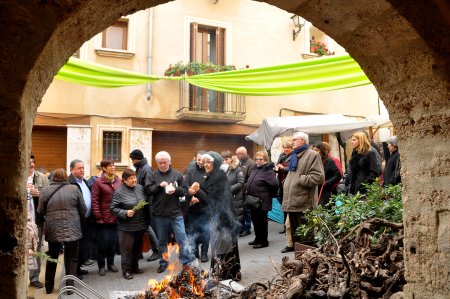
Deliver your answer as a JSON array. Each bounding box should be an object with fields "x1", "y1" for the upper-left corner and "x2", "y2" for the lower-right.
[{"x1": 345, "y1": 131, "x2": 379, "y2": 194}]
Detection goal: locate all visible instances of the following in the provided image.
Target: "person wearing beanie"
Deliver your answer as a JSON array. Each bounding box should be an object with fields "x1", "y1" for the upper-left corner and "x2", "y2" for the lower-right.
[
  {"x1": 129, "y1": 149, "x2": 159, "y2": 262},
  {"x1": 383, "y1": 136, "x2": 401, "y2": 186},
  {"x1": 129, "y1": 149, "x2": 144, "y2": 161}
]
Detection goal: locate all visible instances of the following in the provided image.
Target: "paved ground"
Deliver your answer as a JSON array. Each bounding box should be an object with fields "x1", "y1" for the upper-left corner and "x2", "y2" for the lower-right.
[{"x1": 31, "y1": 219, "x2": 295, "y2": 298}]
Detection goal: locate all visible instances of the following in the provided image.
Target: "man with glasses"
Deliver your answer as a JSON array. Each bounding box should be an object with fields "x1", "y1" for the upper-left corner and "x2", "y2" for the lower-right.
[{"x1": 282, "y1": 132, "x2": 324, "y2": 246}]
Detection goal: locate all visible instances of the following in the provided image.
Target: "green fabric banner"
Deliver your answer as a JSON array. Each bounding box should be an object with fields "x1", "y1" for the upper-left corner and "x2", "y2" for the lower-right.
[{"x1": 55, "y1": 55, "x2": 371, "y2": 95}]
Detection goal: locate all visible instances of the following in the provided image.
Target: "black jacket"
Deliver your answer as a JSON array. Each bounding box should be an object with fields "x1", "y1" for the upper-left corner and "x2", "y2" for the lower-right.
[
  {"x1": 133, "y1": 158, "x2": 153, "y2": 201},
  {"x1": 322, "y1": 157, "x2": 342, "y2": 192},
  {"x1": 147, "y1": 167, "x2": 188, "y2": 217},
  {"x1": 185, "y1": 164, "x2": 208, "y2": 214},
  {"x1": 110, "y1": 184, "x2": 147, "y2": 232},
  {"x1": 246, "y1": 162, "x2": 278, "y2": 211},
  {"x1": 383, "y1": 150, "x2": 401, "y2": 186},
  {"x1": 225, "y1": 160, "x2": 245, "y2": 222},
  {"x1": 346, "y1": 150, "x2": 379, "y2": 194}
]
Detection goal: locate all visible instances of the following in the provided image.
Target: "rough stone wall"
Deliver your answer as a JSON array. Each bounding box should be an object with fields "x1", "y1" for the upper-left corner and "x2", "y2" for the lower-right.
[{"x1": 0, "y1": 0, "x2": 448, "y2": 298}]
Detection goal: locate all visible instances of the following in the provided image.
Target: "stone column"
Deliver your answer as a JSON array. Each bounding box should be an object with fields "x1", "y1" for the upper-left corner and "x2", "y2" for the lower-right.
[
  {"x1": 129, "y1": 128, "x2": 153, "y2": 168},
  {"x1": 67, "y1": 126, "x2": 92, "y2": 178}
]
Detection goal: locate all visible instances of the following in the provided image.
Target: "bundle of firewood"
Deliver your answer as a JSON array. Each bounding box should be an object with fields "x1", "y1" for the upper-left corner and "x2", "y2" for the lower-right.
[{"x1": 241, "y1": 218, "x2": 405, "y2": 299}]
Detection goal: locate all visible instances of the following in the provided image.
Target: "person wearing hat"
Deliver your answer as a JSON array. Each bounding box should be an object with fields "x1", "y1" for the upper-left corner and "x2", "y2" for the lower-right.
[
  {"x1": 383, "y1": 136, "x2": 401, "y2": 186},
  {"x1": 129, "y1": 149, "x2": 159, "y2": 262}
]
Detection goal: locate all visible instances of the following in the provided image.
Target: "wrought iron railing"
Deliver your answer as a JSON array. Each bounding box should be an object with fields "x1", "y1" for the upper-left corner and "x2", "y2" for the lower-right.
[{"x1": 177, "y1": 81, "x2": 246, "y2": 118}]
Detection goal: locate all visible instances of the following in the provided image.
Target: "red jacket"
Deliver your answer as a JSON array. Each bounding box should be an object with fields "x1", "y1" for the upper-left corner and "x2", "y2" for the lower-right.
[{"x1": 91, "y1": 174, "x2": 121, "y2": 224}]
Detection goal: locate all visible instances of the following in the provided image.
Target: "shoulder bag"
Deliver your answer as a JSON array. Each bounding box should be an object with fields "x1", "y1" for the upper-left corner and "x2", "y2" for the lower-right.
[{"x1": 244, "y1": 194, "x2": 261, "y2": 209}]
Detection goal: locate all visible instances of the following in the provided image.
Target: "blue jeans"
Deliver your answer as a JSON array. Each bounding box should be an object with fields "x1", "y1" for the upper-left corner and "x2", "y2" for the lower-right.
[
  {"x1": 187, "y1": 212, "x2": 210, "y2": 257},
  {"x1": 242, "y1": 206, "x2": 252, "y2": 232},
  {"x1": 153, "y1": 215, "x2": 193, "y2": 266}
]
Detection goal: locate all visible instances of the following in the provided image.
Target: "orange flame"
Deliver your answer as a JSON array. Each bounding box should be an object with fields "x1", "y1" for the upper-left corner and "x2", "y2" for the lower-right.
[{"x1": 147, "y1": 243, "x2": 207, "y2": 298}]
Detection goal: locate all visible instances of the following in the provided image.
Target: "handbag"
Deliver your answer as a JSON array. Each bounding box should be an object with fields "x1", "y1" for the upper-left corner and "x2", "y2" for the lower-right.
[
  {"x1": 141, "y1": 231, "x2": 151, "y2": 253},
  {"x1": 244, "y1": 194, "x2": 262, "y2": 209}
]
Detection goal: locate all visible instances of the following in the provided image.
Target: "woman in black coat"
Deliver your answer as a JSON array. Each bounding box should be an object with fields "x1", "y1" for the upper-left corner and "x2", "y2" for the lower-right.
[
  {"x1": 312, "y1": 142, "x2": 342, "y2": 206},
  {"x1": 110, "y1": 169, "x2": 147, "y2": 280},
  {"x1": 221, "y1": 151, "x2": 245, "y2": 224},
  {"x1": 189, "y1": 151, "x2": 241, "y2": 281},
  {"x1": 345, "y1": 132, "x2": 379, "y2": 195},
  {"x1": 246, "y1": 150, "x2": 278, "y2": 249}
]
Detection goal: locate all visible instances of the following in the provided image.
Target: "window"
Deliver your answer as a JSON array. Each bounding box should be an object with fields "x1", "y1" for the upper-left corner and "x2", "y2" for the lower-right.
[
  {"x1": 103, "y1": 131, "x2": 122, "y2": 162},
  {"x1": 102, "y1": 19, "x2": 128, "y2": 50},
  {"x1": 189, "y1": 23, "x2": 225, "y2": 112}
]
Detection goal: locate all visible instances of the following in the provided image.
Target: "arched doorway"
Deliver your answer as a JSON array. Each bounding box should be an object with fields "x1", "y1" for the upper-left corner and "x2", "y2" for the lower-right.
[{"x1": 0, "y1": 1, "x2": 448, "y2": 298}]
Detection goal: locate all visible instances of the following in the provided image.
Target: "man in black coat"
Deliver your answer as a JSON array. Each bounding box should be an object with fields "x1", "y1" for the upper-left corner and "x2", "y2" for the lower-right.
[
  {"x1": 185, "y1": 150, "x2": 209, "y2": 262},
  {"x1": 383, "y1": 137, "x2": 401, "y2": 186},
  {"x1": 235, "y1": 146, "x2": 255, "y2": 237},
  {"x1": 129, "y1": 149, "x2": 159, "y2": 262},
  {"x1": 68, "y1": 159, "x2": 97, "y2": 278}
]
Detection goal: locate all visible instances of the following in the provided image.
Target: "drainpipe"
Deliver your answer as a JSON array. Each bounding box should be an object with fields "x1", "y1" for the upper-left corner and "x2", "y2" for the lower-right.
[{"x1": 146, "y1": 8, "x2": 154, "y2": 101}]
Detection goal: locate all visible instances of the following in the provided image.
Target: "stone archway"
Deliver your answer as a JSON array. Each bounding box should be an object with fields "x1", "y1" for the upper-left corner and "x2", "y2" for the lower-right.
[{"x1": 0, "y1": 1, "x2": 448, "y2": 298}]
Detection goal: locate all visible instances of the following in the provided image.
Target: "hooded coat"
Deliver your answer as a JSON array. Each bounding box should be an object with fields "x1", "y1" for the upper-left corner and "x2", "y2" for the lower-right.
[{"x1": 195, "y1": 151, "x2": 239, "y2": 254}]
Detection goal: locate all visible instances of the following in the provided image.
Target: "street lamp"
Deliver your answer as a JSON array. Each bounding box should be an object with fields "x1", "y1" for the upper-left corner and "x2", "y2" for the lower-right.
[{"x1": 291, "y1": 15, "x2": 305, "y2": 41}]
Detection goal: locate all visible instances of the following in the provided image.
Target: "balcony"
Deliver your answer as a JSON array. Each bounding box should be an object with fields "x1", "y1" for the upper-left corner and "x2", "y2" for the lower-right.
[{"x1": 176, "y1": 82, "x2": 246, "y2": 123}]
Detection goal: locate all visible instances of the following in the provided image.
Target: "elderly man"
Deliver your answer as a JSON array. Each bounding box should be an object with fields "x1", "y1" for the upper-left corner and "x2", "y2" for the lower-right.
[
  {"x1": 282, "y1": 132, "x2": 325, "y2": 245},
  {"x1": 383, "y1": 136, "x2": 401, "y2": 186},
  {"x1": 68, "y1": 159, "x2": 95, "y2": 278},
  {"x1": 27, "y1": 154, "x2": 49, "y2": 288},
  {"x1": 235, "y1": 146, "x2": 255, "y2": 237},
  {"x1": 129, "y1": 149, "x2": 159, "y2": 262},
  {"x1": 147, "y1": 151, "x2": 193, "y2": 273}
]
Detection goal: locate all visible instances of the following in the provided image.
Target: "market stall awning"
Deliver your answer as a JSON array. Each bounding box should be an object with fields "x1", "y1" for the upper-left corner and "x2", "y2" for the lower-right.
[
  {"x1": 246, "y1": 114, "x2": 391, "y2": 149},
  {"x1": 55, "y1": 55, "x2": 371, "y2": 95}
]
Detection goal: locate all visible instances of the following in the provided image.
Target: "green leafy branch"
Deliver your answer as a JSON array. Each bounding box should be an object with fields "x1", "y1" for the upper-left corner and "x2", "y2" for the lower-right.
[
  {"x1": 33, "y1": 251, "x2": 58, "y2": 263},
  {"x1": 296, "y1": 180, "x2": 403, "y2": 246},
  {"x1": 132, "y1": 199, "x2": 148, "y2": 212}
]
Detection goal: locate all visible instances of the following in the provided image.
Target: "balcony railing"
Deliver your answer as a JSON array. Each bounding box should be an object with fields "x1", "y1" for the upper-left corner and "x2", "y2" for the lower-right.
[{"x1": 176, "y1": 81, "x2": 246, "y2": 123}]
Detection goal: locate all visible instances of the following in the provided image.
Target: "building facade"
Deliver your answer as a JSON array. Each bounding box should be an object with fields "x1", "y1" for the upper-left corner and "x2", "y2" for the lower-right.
[{"x1": 34, "y1": 0, "x2": 382, "y2": 176}]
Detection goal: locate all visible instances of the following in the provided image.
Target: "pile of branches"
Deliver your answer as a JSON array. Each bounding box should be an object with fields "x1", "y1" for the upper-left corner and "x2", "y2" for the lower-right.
[{"x1": 240, "y1": 218, "x2": 405, "y2": 299}]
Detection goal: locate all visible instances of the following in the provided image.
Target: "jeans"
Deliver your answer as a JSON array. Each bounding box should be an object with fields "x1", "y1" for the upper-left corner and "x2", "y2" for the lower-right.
[
  {"x1": 187, "y1": 212, "x2": 210, "y2": 258},
  {"x1": 153, "y1": 215, "x2": 193, "y2": 266},
  {"x1": 242, "y1": 206, "x2": 252, "y2": 232}
]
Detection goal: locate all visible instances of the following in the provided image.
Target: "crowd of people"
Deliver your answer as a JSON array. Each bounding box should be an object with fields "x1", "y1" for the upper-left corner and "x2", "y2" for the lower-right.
[{"x1": 25, "y1": 131, "x2": 401, "y2": 294}]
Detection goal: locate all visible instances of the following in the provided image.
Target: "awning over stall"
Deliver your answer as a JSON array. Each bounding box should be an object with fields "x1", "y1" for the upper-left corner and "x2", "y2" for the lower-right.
[{"x1": 246, "y1": 114, "x2": 391, "y2": 149}]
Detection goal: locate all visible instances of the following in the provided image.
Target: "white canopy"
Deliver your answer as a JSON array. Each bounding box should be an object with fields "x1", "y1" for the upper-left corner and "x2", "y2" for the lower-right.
[{"x1": 245, "y1": 114, "x2": 391, "y2": 149}]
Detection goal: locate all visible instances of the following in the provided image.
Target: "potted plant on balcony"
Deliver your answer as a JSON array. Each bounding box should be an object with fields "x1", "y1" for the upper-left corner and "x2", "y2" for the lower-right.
[
  {"x1": 310, "y1": 37, "x2": 335, "y2": 56},
  {"x1": 164, "y1": 61, "x2": 185, "y2": 77},
  {"x1": 164, "y1": 61, "x2": 236, "y2": 77}
]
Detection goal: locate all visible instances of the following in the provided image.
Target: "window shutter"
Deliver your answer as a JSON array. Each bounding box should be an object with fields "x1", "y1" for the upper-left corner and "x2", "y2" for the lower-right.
[
  {"x1": 189, "y1": 23, "x2": 198, "y2": 109},
  {"x1": 216, "y1": 27, "x2": 225, "y2": 65}
]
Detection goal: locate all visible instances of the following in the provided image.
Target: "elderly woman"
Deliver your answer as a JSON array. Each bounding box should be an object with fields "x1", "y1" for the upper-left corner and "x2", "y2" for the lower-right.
[
  {"x1": 189, "y1": 151, "x2": 242, "y2": 281},
  {"x1": 91, "y1": 158, "x2": 122, "y2": 276},
  {"x1": 110, "y1": 169, "x2": 147, "y2": 280},
  {"x1": 345, "y1": 131, "x2": 379, "y2": 194},
  {"x1": 312, "y1": 142, "x2": 342, "y2": 206},
  {"x1": 246, "y1": 150, "x2": 278, "y2": 249},
  {"x1": 37, "y1": 168, "x2": 86, "y2": 294},
  {"x1": 221, "y1": 150, "x2": 245, "y2": 229}
]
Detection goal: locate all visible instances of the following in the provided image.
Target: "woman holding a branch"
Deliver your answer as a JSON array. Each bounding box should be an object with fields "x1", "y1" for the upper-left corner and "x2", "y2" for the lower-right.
[{"x1": 110, "y1": 169, "x2": 148, "y2": 280}]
